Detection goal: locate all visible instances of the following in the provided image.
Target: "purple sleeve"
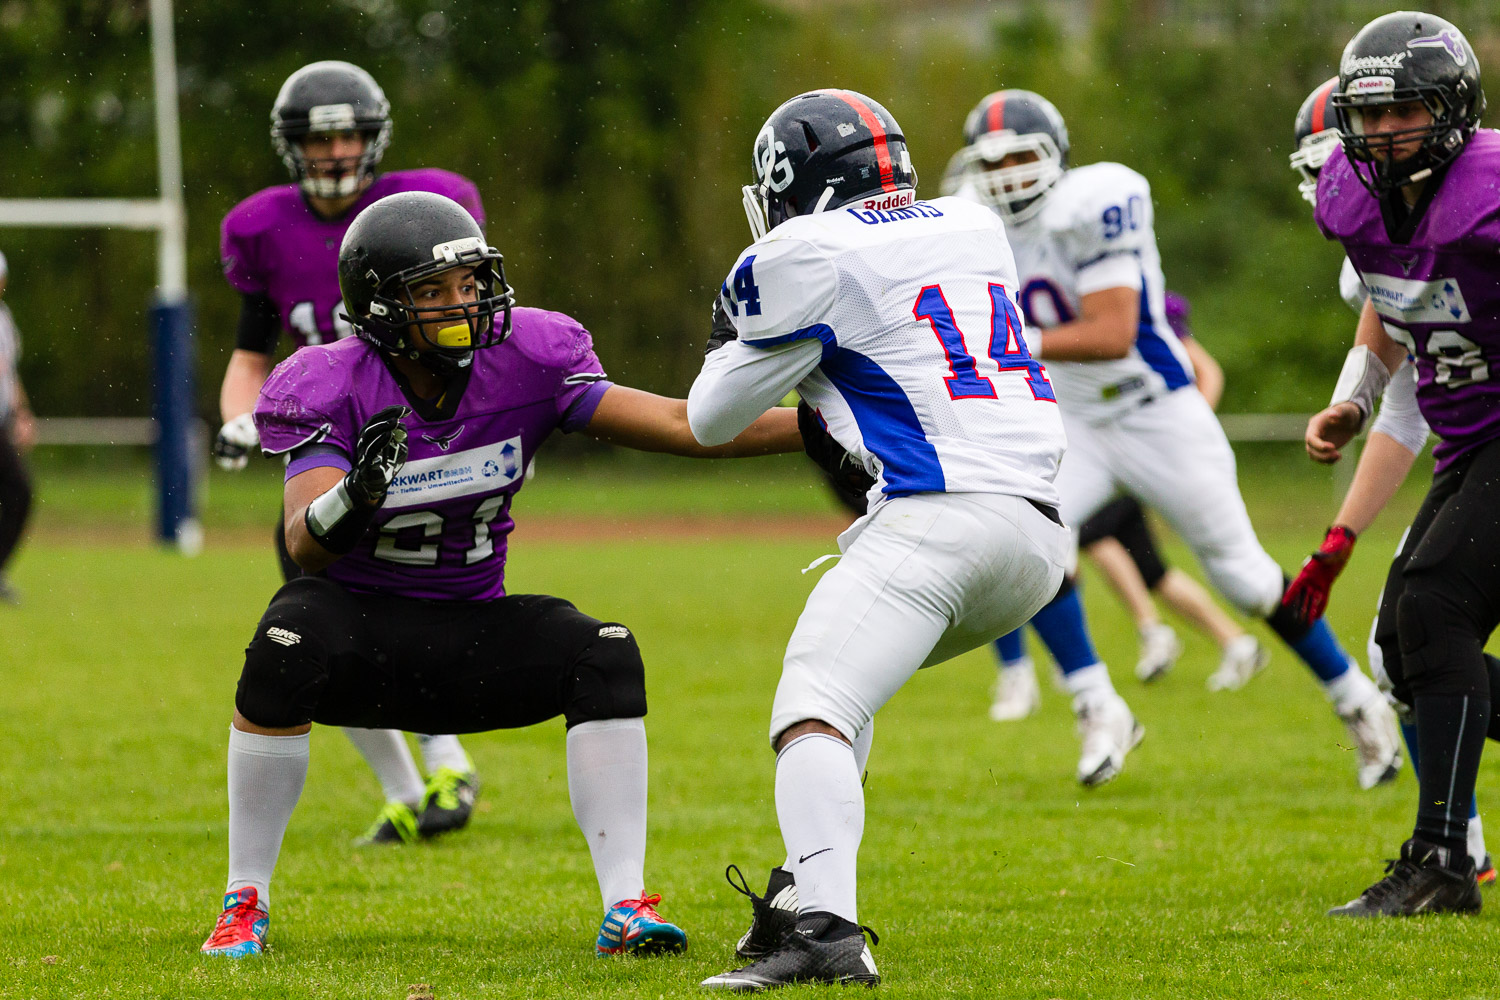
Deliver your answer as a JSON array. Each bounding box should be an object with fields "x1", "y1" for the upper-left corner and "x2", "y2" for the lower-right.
[
  {"x1": 253, "y1": 350, "x2": 356, "y2": 459},
  {"x1": 220, "y1": 203, "x2": 266, "y2": 296},
  {"x1": 554, "y1": 321, "x2": 615, "y2": 431},
  {"x1": 286, "y1": 444, "x2": 352, "y2": 480}
]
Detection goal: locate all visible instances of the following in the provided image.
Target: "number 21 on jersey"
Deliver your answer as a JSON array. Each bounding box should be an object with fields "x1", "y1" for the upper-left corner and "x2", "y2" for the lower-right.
[{"x1": 914, "y1": 283, "x2": 1056, "y2": 402}]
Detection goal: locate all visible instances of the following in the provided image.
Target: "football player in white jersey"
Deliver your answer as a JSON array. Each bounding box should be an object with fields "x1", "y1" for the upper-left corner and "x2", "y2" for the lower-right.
[
  {"x1": 1286, "y1": 77, "x2": 1492, "y2": 882},
  {"x1": 954, "y1": 89, "x2": 1401, "y2": 789},
  {"x1": 691, "y1": 89, "x2": 1071, "y2": 990}
]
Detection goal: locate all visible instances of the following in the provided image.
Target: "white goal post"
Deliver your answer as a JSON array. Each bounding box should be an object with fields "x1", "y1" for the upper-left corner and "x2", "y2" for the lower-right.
[{"x1": 0, "y1": 0, "x2": 199, "y2": 552}]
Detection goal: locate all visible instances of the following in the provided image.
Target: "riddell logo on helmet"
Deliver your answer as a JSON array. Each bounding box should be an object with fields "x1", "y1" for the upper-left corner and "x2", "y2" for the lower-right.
[{"x1": 859, "y1": 190, "x2": 916, "y2": 211}]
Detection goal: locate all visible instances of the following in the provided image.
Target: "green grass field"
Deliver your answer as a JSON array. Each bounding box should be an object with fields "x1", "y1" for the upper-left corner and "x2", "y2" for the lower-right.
[{"x1": 4, "y1": 446, "x2": 1499, "y2": 999}]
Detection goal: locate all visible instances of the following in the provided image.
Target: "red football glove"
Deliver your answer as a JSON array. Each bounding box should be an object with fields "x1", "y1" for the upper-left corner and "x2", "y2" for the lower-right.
[{"x1": 1281, "y1": 525, "x2": 1357, "y2": 626}]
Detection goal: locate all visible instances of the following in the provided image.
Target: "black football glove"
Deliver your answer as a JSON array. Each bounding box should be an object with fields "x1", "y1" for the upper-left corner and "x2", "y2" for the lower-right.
[
  {"x1": 705, "y1": 295, "x2": 739, "y2": 355},
  {"x1": 798, "y1": 401, "x2": 876, "y2": 516},
  {"x1": 304, "y1": 405, "x2": 411, "y2": 555},
  {"x1": 347, "y1": 405, "x2": 411, "y2": 506}
]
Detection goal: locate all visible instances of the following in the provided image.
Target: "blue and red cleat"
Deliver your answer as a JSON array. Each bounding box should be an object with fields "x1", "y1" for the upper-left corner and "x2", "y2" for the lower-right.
[
  {"x1": 200, "y1": 887, "x2": 269, "y2": 958},
  {"x1": 595, "y1": 892, "x2": 687, "y2": 957}
]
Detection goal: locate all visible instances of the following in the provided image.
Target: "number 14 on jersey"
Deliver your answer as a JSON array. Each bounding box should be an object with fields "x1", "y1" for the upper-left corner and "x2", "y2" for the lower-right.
[{"x1": 914, "y1": 283, "x2": 1056, "y2": 402}]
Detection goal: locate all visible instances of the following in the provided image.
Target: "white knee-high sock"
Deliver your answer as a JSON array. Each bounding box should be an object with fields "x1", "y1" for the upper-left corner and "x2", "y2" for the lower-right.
[
  {"x1": 784, "y1": 721, "x2": 874, "y2": 870},
  {"x1": 777, "y1": 733, "x2": 864, "y2": 924},
  {"x1": 567, "y1": 718, "x2": 648, "y2": 911},
  {"x1": 226, "y1": 727, "x2": 310, "y2": 910},
  {"x1": 342, "y1": 728, "x2": 425, "y2": 806},
  {"x1": 417, "y1": 733, "x2": 473, "y2": 776}
]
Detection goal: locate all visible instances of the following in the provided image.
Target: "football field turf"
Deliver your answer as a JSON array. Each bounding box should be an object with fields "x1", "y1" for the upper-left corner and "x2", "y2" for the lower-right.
[{"x1": 3, "y1": 450, "x2": 1498, "y2": 998}]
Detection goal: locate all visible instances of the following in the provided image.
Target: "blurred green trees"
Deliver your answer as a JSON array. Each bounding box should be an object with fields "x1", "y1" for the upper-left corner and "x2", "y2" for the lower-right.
[{"x1": 1, "y1": 0, "x2": 1495, "y2": 417}]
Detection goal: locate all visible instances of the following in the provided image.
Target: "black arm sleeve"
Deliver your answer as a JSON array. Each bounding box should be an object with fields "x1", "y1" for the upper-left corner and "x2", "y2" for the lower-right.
[{"x1": 235, "y1": 292, "x2": 282, "y2": 353}]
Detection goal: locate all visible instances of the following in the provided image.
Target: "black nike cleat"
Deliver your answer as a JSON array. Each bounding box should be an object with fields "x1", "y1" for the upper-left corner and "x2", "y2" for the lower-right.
[
  {"x1": 702, "y1": 912, "x2": 879, "y2": 992},
  {"x1": 1329, "y1": 838, "x2": 1482, "y2": 917},
  {"x1": 727, "y1": 864, "x2": 799, "y2": 960}
]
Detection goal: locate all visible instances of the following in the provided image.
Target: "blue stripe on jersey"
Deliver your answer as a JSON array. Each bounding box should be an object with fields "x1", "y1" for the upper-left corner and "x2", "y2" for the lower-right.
[
  {"x1": 821, "y1": 345, "x2": 946, "y2": 497},
  {"x1": 1132, "y1": 276, "x2": 1192, "y2": 390},
  {"x1": 745, "y1": 323, "x2": 839, "y2": 361}
]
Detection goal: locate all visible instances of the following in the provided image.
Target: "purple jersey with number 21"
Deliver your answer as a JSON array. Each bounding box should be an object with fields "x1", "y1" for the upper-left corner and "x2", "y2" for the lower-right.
[
  {"x1": 221, "y1": 169, "x2": 485, "y2": 350},
  {"x1": 1316, "y1": 132, "x2": 1500, "y2": 471},
  {"x1": 254, "y1": 308, "x2": 612, "y2": 600}
]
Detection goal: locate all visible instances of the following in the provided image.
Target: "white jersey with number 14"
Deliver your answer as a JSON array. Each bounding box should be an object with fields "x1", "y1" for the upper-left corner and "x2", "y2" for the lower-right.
[{"x1": 692, "y1": 194, "x2": 1066, "y2": 512}]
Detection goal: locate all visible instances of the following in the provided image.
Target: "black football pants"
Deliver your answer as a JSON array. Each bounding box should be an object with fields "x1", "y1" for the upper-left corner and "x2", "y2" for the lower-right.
[{"x1": 1373, "y1": 436, "x2": 1500, "y2": 854}]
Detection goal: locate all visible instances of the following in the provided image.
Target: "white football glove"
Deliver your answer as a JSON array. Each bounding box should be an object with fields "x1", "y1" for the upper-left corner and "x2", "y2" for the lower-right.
[{"x1": 213, "y1": 412, "x2": 260, "y2": 471}]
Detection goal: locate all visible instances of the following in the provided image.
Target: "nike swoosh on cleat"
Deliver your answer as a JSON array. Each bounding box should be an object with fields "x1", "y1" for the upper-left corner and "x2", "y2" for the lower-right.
[{"x1": 798, "y1": 848, "x2": 833, "y2": 863}]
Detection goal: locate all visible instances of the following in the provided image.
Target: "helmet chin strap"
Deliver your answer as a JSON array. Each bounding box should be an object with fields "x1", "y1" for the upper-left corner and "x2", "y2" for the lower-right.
[{"x1": 809, "y1": 186, "x2": 837, "y2": 215}]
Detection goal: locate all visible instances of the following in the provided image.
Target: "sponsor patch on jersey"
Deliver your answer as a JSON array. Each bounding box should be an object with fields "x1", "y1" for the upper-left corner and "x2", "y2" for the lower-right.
[
  {"x1": 384, "y1": 435, "x2": 523, "y2": 508},
  {"x1": 1363, "y1": 273, "x2": 1471, "y2": 324},
  {"x1": 598, "y1": 625, "x2": 631, "y2": 640}
]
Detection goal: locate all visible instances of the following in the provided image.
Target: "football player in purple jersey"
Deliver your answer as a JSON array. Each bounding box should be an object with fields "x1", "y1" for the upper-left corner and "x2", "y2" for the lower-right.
[
  {"x1": 199, "y1": 191, "x2": 802, "y2": 958},
  {"x1": 1301, "y1": 12, "x2": 1500, "y2": 916},
  {"x1": 213, "y1": 60, "x2": 488, "y2": 847},
  {"x1": 1287, "y1": 74, "x2": 1495, "y2": 885}
]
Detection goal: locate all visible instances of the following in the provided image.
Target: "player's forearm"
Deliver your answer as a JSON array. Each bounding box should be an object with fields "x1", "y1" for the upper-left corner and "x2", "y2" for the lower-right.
[
  {"x1": 221, "y1": 349, "x2": 274, "y2": 423},
  {"x1": 1332, "y1": 431, "x2": 1419, "y2": 536},
  {"x1": 1034, "y1": 316, "x2": 1134, "y2": 362},
  {"x1": 1185, "y1": 340, "x2": 1224, "y2": 409},
  {"x1": 282, "y1": 466, "x2": 359, "y2": 573},
  {"x1": 1032, "y1": 285, "x2": 1138, "y2": 362},
  {"x1": 1352, "y1": 299, "x2": 1408, "y2": 374},
  {"x1": 590, "y1": 385, "x2": 800, "y2": 457},
  {"x1": 283, "y1": 508, "x2": 342, "y2": 573}
]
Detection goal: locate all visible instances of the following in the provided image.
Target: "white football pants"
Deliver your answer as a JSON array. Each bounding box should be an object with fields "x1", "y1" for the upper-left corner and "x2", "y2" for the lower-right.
[
  {"x1": 1053, "y1": 387, "x2": 1284, "y2": 617},
  {"x1": 769, "y1": 492, "x2": 1068, "y2": 744}
]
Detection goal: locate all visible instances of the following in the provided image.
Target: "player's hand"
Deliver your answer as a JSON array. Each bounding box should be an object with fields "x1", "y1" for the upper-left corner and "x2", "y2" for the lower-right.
[
  {"x1": 347, "y1": 405, "x2": 411, "y2": 506},
  {"x1": 1305, "y1": 402, "x2": 1362, "y2": 464},
  {"x1": 705, "y1": 296, "x2": 739, "y2": 355},
  {"x1": 1281, "y1": 524, "x2": 1357, "y2": 626},
  {"x1": 213, "y1": 412, "x2": 260, "y2": 471},
  {"x1": 797, "y1": 401, "x2": 875, "y2": 514}
]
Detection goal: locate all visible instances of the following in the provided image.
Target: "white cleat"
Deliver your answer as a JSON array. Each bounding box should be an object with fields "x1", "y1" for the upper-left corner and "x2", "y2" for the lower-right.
[
  {"x1": 989, "y1": 663, "x2": 1041, "y2": 721},
  {"x1": 1074, "y1": 693, "x2": 1145, "y2": 787},
  {"x1": 1206, "y1": 635, "x2": 1270, "y2": 692},
  {"x1": 1341, "y1": 692, "x2": 1403, "y2": 790},
  {"x1": 1135, "y1": 623, "x2": 1183, "y2": 683}
]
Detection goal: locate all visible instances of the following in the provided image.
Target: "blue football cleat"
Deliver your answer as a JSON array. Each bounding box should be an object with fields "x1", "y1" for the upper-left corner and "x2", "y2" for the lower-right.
[
  {"x1": 200, "y1": 887, "x2": 269, "y2": 958},
  {"x1": 595, "y1": 892, "x2": 687, "y2": 957}
]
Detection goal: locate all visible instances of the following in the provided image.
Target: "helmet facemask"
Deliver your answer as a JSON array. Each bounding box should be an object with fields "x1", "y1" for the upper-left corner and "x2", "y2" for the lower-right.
[
  {"x1": 359, "y1": 241, "x2": 515, "y2": 377},
  {"x1": 1289, "y1": 128, "x2": 1343, "y2": 205},
  {"x1": 961, "y1": 130, "x2": 1065, "y2": 223},
  {"x1": 1334, "y1": 88, "x2": 1470, "y2": 195},
  {"x1": 273, "y1": 103, "x2": 392, "y2": 200}
]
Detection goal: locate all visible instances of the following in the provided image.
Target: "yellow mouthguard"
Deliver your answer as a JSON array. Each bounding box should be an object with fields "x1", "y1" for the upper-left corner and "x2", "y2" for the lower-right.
[{"x1": 434, "y1": 323, "x2": 471, "y2": 348}]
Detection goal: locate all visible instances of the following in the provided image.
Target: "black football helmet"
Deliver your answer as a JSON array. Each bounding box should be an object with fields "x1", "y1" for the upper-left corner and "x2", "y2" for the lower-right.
[
  {"x1": 742, "y1": 89, "x2": 918, "y2": 240},
  {"x1": 1290, "y1": 77, "x2": 1341, "y2": 205},
  {"x1": 338, "y1": 192, "x2": 514, "y2": 376},
  {"x1": 957, "y1": 90, "x2": 1070, "y2": 222},
  {"x1": 271, "y1": 61, "x2": 393, "y2": 199},
  {"x1": 1332, "y1": 11, "x2": 1485, "y2": 195}
]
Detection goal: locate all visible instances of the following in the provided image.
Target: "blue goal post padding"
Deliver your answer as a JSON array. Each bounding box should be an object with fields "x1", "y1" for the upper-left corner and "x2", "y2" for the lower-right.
[{"x1": 149, "y1": 297, "x2": 197, "y2": 545}]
